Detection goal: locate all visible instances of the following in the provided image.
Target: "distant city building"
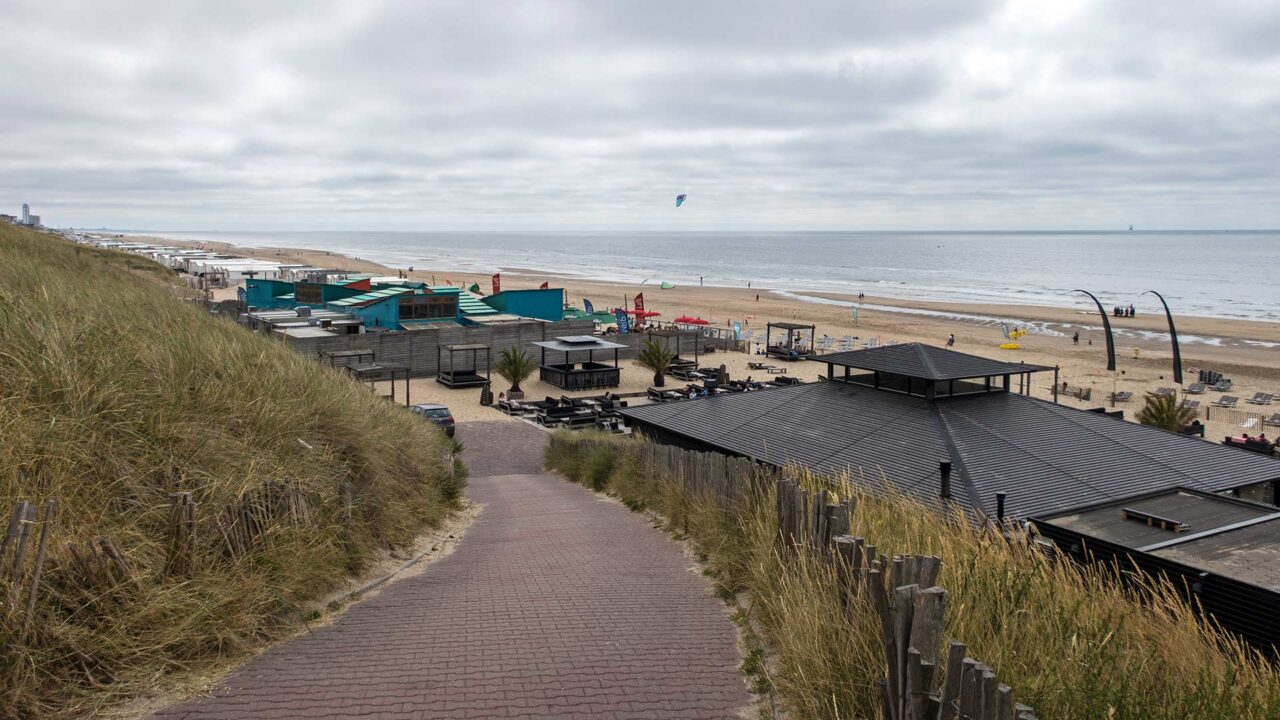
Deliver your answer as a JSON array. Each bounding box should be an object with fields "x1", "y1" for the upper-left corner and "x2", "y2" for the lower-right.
[
  {"x1": 27, "y1": 215, "x2": 41, "y2": 227},
  {"x1": 0, "y1": 214, "x2": 15, "y2": 224},
  {"x1": 21, "y1": 203, "x2": 29, "y2": 224}
]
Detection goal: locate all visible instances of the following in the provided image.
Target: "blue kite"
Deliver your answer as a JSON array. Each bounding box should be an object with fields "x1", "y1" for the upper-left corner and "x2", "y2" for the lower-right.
[{"x1": 675, "y1": 194, "x2": 687, "y2": 207}]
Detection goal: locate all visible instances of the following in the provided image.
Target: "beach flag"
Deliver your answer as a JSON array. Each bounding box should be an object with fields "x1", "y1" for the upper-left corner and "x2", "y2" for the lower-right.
[
  {"x1": 615, "y1": 309, "x2": 631, "y2": 334},
  {"x1": 491, "y1": 273, "x2": 501, "y2": 295},
  {"x1": 634, "y1": 293, "x2": 646, "y2": 326},
  {"x1": 733, "y1": 321, "x2": 741, "y2": 340},
  {"x1": 539, "y1": 281, "x2": 549, "y2": 289},
  {"x1": 584, "y1": 298, "x2": 594, "y2": 314},
  {"x1": 676, "y1": 194, "x2": 687, "y2": 207}
]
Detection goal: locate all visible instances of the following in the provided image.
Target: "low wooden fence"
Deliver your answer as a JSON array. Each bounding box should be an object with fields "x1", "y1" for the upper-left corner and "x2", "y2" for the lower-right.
[
  {"x1": 606, "y1": 440, "x2": 1040, "y2": 720},
  {"x1": 2, "y1": 447, "x2": 455, "y2": 649}
]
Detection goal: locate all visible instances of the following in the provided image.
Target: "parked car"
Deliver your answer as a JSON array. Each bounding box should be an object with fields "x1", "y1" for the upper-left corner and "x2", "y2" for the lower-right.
[{"x1": 410, "y1": 403, "x2": 455, "y2": 437}]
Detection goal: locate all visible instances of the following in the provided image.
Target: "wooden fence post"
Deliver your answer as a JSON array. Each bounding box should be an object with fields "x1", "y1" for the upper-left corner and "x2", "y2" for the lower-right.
[{"x1": 21, "y1": 500, "x2": 55, "y2": 640}]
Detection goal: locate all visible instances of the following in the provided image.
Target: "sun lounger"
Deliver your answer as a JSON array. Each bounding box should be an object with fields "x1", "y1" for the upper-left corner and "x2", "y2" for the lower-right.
[
  {"x1": 1184, "y1": 383, "x2": 1206, "y2": 394},
  {"x1": 1264, "y1": 413, "x2": 1280, "y2": 428},
  {"x1": 1246, "y1": 392, "x2": 1274, "y2": 405},
  {"x1": 1154, "y1": 387, "x2": 1175, "y2": 397},
  {"x1": 1212, "y1": 395, "x2": 1239, "y2": 408},
  {"x1": 1180, "y1": 399, "x2": 1200, "y2": 411},
  {"x1": 1211, "y1": 380, "x2": 1233, "y2": 392},
  {"x1": 1109, "y1": 391, "x2": 1133, "y2": 403}
]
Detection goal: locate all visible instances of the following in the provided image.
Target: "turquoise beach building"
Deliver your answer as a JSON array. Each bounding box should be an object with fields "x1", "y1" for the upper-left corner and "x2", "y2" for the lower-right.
[{"x1": 243, "y1": 278, "x2": 562, "y2": 331}]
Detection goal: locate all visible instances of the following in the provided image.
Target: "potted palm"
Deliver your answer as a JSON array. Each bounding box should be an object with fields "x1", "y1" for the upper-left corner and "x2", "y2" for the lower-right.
[
  {"x1": 495, "y1": 347, "x2": 536, "y2": 400},
  {"x1": 636, "y1": 339, "x2": 676, "y2": 387},
  {"x1": 1136, "y1": 391, "x2": 1198, "y2": 432}
]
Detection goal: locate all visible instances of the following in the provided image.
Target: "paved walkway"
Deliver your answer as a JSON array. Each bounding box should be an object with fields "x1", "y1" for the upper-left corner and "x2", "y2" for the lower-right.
[{"x1": 154, "y1": 421, "x2": 749, "y2": 719}]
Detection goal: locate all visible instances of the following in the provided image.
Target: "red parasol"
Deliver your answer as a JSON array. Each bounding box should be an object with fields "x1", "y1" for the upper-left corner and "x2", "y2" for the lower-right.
[{"x1": 674, "y1": 316, "x2": 710, "y2": 325}]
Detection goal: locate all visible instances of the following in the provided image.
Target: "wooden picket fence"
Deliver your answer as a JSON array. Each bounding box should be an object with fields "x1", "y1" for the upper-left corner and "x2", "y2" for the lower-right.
[{"x1": 564, "y1": 435, "x2": 1040, "y2": 720}]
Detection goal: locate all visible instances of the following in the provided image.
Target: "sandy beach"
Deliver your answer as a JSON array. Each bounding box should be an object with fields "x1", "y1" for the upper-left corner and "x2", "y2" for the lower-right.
[{"x1": 140, "y1": 234, "x2": 1280, "y2": 439}]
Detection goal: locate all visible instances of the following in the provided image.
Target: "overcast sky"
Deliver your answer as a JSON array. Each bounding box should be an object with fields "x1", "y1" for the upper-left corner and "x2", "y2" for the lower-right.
[{"x1": 2, "y1": 1, "x2": 1279, "y2": 231}]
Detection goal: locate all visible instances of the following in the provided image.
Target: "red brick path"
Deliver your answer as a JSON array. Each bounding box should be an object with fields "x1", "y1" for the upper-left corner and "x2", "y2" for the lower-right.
[{"x1": 152, "y1": 422, "x2": 749, "y2": 719}]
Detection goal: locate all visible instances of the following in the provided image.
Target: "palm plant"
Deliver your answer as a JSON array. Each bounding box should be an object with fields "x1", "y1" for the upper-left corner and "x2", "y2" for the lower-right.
[
  {"x1": 494, "y1": 347, "x2": 536, "y2": 394},
  {"x1": 1137, "y1": 391, "x2": 1198, "y2": 432},
  {"x1": 635, "y1": 339, "x2": 676, "y2": 387}
]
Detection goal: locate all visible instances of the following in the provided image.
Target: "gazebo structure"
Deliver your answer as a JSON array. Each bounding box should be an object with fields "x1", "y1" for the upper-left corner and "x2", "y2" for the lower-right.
[
  {"x1": 766, "y1": 321, "x2": 816, "y2": 361},
  {"x1": 345, "y1": 363, "x2": 411, "y2": 406},
  {"x1": 436, "y1": 343, "x2": 492, "y2": 388},
  {"x1": 533, "y1": 335, "x2": 627, "y2": 390},
  {"x1": 646, "y1": 326, "x2": 700, "y2": 371},
  {"x1": 320, "y1": 348, "x2": 375, "y2": 369}
]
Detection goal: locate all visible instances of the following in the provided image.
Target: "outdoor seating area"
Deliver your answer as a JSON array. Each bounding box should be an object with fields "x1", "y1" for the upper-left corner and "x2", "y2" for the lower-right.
[
  {"x1": 1185, "y1": 382, "x2": 1206, "y2": 394},
  {"x1": 1222, "y1": 435, "x2": 1275, "y2": 456},
  {"x1": 648, "y1": 327, "x2": 702, "y2": 372},
  {"x1": 436, "y1": 343, "x2": 492, "y2": 388},
  {"x1": 1246, "y1": 392, "x2": 1274, "y2": 405},
  {"x1": 748, "y1": 361, "x2": 788, "y2": 374},
  {"x1": 533, "y1": 335, "x2": 626, "y2": 390},
  {"x1": 646, "y1": 375, "x2": 801, "y2": 403},
  {"x1": 1109, "y1": 390, "x2": 1132, "y2": 403},
  {"x1": 764, "y1": 321, "x2": 816, "y2": 361},
  {"x1": 1213, "y1": 395, "x2": 1239, "y2": 408},
  {"x1": 497, "y1": 393, "x2": 630, "y2": 432}
]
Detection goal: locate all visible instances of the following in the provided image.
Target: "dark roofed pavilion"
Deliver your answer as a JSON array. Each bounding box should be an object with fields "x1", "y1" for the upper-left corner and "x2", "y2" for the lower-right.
[{"x1": 620, "y1": 344, "x2": 1280, "y2": 521}]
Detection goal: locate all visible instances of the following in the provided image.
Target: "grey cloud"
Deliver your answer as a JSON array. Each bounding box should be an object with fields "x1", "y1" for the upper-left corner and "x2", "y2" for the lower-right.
[{"x1": 1, "y1": 0, "x2": 1278, "y2": 230}]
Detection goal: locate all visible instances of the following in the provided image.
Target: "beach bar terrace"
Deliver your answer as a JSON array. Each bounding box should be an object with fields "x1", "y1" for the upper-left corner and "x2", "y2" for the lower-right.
[{"x1": 534, "y1": 335, "x2": 627, "y2": 390}]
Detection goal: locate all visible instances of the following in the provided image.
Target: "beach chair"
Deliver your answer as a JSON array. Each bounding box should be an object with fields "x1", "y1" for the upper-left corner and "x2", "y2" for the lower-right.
[
  {"x1": 1212, "y1": 395, "x2": 1239, "y2": 408},
  {"x1": 817, "y1": 337, "x2": 833, "y2": 352},
  {"x1": 1184, "y1": 382, "x2": 1206, "y2": 394},
  {"x1": 1180, "y1": 399, "x2": 1200, "y2": 411},
  {"x1": 1246, "y1": 392, "x2": 1274, "y2": 405},
  {"x1": 1109, "y1": 391, "x2": 1133, "y2": 403},
  {"x1": 1154, "y1": 387, "x2": 1175, "y2": 397},
  {"x1": 1264, "y1": 413, "x2": 1280, "y2": 428},
  {"x1": 1211, "y1": 379, "x2": 1233, "y2": 392}
]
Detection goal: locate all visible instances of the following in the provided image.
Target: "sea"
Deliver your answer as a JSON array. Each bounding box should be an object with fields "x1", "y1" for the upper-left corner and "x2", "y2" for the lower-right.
[{"x1": 129, "y1": 230, "x2": 1280, "y2": 328}]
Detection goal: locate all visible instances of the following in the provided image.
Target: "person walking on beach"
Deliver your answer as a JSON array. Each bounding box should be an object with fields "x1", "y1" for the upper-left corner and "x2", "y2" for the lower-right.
[
  {"x1": 946, "y1": 333, "x2": 956, "y2": 347},
  {"x1": 1072, "y1": 331, "x2": 1079, "y2": 345},
  {"x1": 755, "y1": 294, "x2": 759, "y2": 302}
]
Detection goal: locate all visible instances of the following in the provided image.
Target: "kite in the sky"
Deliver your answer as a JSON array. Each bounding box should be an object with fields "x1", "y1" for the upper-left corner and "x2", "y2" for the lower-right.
[{"x1": 675, "y1": 194, "x2": 687, "y2": 207}]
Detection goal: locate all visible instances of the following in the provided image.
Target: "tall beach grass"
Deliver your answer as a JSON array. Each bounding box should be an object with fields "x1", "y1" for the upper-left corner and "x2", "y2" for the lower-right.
[
  {"x1": 546, "y1": 431, "x2": 1280, "y2": 719},
  {"x1": 0, "y1": 226, "x2": 461, "y2": 718}
]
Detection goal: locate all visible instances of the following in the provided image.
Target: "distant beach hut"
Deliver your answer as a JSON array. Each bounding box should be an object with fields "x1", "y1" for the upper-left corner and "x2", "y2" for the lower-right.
[
  {"x1": 532, "y1": 335, "x2": 627, "y2": 390},
  {"x1": 436, "y1": 343, "x2": 492, "y2": 388},
  {"x1": 765, "y1": 322, "x2": 817, "y2": 361}
]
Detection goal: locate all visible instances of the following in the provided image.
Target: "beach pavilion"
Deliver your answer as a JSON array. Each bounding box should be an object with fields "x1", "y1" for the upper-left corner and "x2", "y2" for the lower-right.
[
  {"x1": 765, "y1": 321, "x2": 816, "y2": 361},
  {"x1": 436, "y1": 343, "x2": 492, "y2": 388},
  {"x1": 619, "y1": 343, "x2": 1280, "y2": 521},
  {"x1": 533, "y1": 335, "x2": 628, "y2": 390},
  {"x1": 646, "y1": 326, "x2": 701, "y2": 371}
]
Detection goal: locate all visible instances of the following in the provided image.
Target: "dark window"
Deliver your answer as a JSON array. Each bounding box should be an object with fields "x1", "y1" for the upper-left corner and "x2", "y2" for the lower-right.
[
  {"x1": 398, "y1": 294, "x2": 457, "y2": 320},
  {"x1": 294, "y1": 283, "x2": 323, "y2": 304}
]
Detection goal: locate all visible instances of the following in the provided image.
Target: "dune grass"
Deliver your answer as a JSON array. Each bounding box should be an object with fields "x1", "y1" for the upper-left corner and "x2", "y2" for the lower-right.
[
  {"x1": 546, "y1": 431, "x2": 1280, "y2": 720},
  {"x1": 0, "y1": 226, "x2": 462, "y2": 718}
]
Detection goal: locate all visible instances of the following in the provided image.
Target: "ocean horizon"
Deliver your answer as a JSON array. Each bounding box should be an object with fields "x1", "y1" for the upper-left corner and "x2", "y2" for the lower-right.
[{"x1": 112, "y1": 229, "x2": 1280, "y2": 324}]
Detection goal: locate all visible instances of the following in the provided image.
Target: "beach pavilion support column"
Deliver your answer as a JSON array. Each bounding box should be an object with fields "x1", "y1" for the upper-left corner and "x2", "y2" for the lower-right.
[{"x1": 1054, "y1": 365, "x2": 1060, "y2": 403}]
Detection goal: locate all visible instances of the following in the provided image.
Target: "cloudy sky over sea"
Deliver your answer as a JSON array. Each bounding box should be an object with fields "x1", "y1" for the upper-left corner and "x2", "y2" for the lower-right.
[{"x1": 3, "y1": 1, "x2": 1280, "y2": 230}]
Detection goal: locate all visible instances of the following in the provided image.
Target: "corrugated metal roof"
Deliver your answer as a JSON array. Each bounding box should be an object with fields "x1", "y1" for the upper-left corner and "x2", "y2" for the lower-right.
[
  {"x1": 327, "y1": 286, "x2": 414, "y2": 307},
  {"x1": 620, "y1": 380, "x2": 1280, "y2": 520},
  {"x1": 457, "y1": 289, "x2": 497, "y2": 316},
  {"x1": 812, "y1": 343, "x2": 1051, "y2": 380}
]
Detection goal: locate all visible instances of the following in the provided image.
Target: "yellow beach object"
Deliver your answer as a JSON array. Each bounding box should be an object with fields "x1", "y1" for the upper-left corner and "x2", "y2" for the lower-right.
[{"x1": 999, "y1": 342, "x2": 1021, "y2": 350}]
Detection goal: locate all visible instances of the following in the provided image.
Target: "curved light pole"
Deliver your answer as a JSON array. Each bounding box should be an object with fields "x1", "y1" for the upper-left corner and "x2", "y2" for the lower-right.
[
  {"x1": 1073, "y1": 290, "x2": 1116, "y2": 371},
  {"x1": 1143, "y1": 290, "x2": 1183, "y2": 385}
]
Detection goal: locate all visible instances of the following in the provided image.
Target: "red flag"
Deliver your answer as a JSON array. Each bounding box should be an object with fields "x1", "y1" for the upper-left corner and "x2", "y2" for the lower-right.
[
  {"x1": 491, "y1": 273, "x2": 501, "y2": 295},
  {"x1": 634, "y1": 293, "x2": 645, "y2": 326},
  {"x1": 539, "y1": 281, "x2": 549, "y2": 290}
]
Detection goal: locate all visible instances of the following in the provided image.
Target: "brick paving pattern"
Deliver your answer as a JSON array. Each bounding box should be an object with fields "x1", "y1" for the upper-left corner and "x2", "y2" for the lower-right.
[{"x1": 153, "y1": 421, "x2": 749, "y2": 719}]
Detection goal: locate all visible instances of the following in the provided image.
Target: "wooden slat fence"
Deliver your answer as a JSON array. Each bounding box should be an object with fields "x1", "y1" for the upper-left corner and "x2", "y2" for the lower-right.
[{"x1": 556, "y1": 435, "x2": 1040, "y2": 720}]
